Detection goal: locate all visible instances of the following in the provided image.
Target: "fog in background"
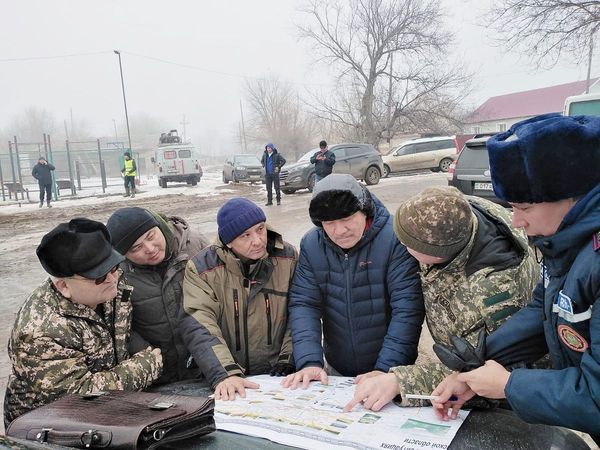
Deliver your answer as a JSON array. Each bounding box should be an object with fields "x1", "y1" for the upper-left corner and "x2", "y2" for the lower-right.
[{"x1": 1, "y1": 0, "x2": 597, "y2": 158}]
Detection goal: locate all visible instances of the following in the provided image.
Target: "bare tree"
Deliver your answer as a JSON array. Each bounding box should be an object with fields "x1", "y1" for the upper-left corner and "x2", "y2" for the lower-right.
[
  {"x1": 244, "y1": 76, "x2": 319, "y2": 160},
  {"x1": 298, "y1": 0, "x2": 470, "y2": 147},
  {"x1": 487, "y1": 0, "x2": 600, "y2": 68},
  {"x1": 4, "y1": 106, "x2": 57, "y2": 143}
]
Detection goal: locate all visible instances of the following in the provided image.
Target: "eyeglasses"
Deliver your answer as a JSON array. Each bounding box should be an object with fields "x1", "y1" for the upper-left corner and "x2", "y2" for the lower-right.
[
  {"x1": 70, "y1": 265, "x2": 119, "y2": 285},
  {"x1": 92, "y1": 266, "x2": 119, "y2": 285}
]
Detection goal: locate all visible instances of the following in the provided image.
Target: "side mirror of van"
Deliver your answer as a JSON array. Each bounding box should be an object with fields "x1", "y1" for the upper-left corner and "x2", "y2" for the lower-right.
[{"x1": 151, "y1": 157, "x2": 155, "y2": 163}]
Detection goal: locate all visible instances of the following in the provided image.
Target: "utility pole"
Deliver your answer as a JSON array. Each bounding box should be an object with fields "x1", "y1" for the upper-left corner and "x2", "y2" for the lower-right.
[
  {"x1": 112, "y1": 119, "x2": 118, "y2": 141},
  {"x1": 180, "y1": 114, "x2": 190, "y2": 142},
  {"x1": 586, "y1": 27, "x2": 598, "y2": 93},
  {"x1": 239, "y1": 100, "x2": 248, "y2": 153},
  {"x1": 387, "y1": 52, "x2": 393, "y2": 144},
  {"x1": 113, "y1": 50, "x2": 133, "y2": 152}
]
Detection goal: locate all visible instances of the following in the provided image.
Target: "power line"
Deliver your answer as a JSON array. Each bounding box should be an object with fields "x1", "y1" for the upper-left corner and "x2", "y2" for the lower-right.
[
  {"x1": 0, "y1": 51, "x2": 110, "y2": 62},
  {"x1": 0, "y1": 48, "x2": 333, "y2": 87},
  {"x1": 122, "y1": 51, "x2": 333, "y2": 87}
]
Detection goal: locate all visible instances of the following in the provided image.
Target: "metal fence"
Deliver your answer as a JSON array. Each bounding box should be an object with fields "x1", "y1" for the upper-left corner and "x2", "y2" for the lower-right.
[{"x1": 0, "y1": 135, "x2": 145, "y2": 202}]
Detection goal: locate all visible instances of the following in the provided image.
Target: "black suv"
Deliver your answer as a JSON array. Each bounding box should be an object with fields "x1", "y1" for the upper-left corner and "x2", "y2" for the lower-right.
[
  {"x1": 448, "y1": 134, "x2": 507, "y2": 205},
  {"x1": 279, "y1": 143, "x2": 383, "y2": 194}
]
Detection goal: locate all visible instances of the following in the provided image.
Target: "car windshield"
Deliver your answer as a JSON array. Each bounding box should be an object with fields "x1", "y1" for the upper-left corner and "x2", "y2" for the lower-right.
[
  {"x1": 234, "y1": 155, "x2": 260, "y2": 165},
  {"x1": 297, "y1": 148, "x2": 319, "y2": 163}
]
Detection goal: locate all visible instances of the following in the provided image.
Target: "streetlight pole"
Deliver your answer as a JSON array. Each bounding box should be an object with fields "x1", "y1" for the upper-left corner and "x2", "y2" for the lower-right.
[
  {"x1": 113, "y1": 50, "x2": 132, "y2": 152},
  {"x1": 112, "y1": 118, "x2": 118, "y2": 142}
]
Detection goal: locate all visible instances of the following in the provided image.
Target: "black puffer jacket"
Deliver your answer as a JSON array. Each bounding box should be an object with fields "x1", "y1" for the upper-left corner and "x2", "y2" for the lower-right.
[{"x1": 123, "y1": 215, "x2": 209, "y2": 383}]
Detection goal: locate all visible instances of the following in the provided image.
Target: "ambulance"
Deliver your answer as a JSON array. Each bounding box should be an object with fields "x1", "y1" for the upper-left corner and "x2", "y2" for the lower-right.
[{"x1": 152, "y1": 130, "x2": 203, "y2": 188}]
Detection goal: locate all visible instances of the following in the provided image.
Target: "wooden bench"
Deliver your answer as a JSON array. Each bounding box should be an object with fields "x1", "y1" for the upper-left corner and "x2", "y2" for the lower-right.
[
  {"x1": 3, "y1": 182, "x2": 25, "y2": 195},
  {"x1": 56, "y1": 179, "x2": 76, "y2": 195}
]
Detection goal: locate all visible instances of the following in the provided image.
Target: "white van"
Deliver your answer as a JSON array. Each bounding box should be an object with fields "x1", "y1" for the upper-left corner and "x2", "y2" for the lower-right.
[
  {"x1": 382, "y1": 136, "x2": 457, "y2": 177},
  {"x1": 564, "y1": 92, "x2": 600, "y2": 116},
  {"x1": 152, "y1": 130, "x2": 203, "y2": 188}
]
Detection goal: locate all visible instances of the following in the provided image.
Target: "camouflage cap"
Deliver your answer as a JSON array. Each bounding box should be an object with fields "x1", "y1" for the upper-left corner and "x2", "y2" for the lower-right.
[{"x1": 394, "y1": 186, "x2": 474, "y2": 259}]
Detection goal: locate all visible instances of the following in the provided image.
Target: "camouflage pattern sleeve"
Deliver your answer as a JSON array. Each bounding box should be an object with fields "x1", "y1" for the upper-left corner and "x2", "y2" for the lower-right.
[
  {"x1": 13, "y1": 335, "x2": 162, "y2": 396},
  {"x1": 391, "y1": 363, "x2": 452, "y2": 407},
  {"x1": 4, "y1": 281, "x2": 162, "y2": 423}
]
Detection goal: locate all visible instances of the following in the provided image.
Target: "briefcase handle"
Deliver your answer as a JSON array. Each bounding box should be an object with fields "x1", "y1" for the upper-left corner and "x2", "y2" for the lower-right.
[{"x1": 27, "y1": 427, "x2": 112, "y2": 448}]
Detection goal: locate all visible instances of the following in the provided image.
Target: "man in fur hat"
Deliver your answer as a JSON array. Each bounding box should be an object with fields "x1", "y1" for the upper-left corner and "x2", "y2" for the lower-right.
[
  {"x1": 107, "y1": 207, "x2": 209, "y2": 384},
  {"x1": 282, "y1": 173, "x2": 424, "y2": 389},
  {"x1": 432, "y1": 113, "x2": 600, "y2": 444},
  {"x1": 4, "y1": 219, "x2": 163, "y2": 426}
]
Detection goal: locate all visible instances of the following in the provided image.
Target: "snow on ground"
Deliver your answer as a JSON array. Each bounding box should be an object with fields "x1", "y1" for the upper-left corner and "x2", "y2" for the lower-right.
[{"x1": 0, "y1": 166, "x2": 243, "y2": 215}]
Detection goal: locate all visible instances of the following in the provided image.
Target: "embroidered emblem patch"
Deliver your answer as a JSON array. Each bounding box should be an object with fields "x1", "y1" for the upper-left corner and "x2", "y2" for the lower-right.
[
  {"x1": 557, "y1": 325, "x2": 588, "y2": 352},
  {"x1": 556, "y1": 291, "x2": 573, "y2": 315}
]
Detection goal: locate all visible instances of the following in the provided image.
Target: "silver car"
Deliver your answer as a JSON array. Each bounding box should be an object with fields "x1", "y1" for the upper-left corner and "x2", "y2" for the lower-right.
[
  {"x1": 222, "y1": 154, "x2": 265, "y2": 184},
  {"x1": 279, "y1": 143, "x2": 383, "y2": 194}
]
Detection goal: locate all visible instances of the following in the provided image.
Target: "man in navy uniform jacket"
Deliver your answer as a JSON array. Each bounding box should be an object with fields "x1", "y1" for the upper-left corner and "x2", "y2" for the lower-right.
[{"x1": 433, "y1": 113, "x2": 600, "y2": 444}]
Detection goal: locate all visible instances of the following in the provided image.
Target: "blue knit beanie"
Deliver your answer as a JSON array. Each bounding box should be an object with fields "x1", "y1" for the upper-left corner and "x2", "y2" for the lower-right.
[
  {"x1": 217, "y1": 198, "x2": 267, "y2": 244},
  {"x1": 488, "y1": 113, "x2": 600, "y2": 203}
]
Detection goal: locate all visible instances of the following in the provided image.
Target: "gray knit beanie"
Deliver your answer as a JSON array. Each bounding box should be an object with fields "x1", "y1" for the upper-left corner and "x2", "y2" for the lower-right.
[{"x1": 394, "y1": 186, "x2": 474, "y2": 259}]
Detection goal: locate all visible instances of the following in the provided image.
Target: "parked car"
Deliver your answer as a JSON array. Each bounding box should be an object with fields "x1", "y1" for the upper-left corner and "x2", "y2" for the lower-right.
[
  {"x1": 279, "y1": 143, "x2": 383, "y2": 194},
  {"x1": 382, "y1": 136, "x2": 457, "y2": 177},
  {"x1": 447, "y1": 133, "x2": 507, "y2": 205},
  {"x1": 222, "y1": 154, "x2": 265, "y2": 184}
]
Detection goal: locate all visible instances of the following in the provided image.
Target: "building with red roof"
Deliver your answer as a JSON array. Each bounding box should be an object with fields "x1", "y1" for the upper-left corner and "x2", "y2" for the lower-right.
[{"x1": 464, "y1": 78, "x2": 598, "y2": 133}]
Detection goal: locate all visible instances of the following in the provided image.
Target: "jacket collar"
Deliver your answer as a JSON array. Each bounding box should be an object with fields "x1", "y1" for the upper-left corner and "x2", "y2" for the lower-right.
[{"x1": 533, "y1": 183, "x2": 600, "y2": 275}]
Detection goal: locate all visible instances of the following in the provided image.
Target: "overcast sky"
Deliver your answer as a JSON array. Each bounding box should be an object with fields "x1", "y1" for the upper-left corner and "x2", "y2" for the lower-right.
[{"x1": 1, "y1": 0, "x2": 597, "y2": 154}]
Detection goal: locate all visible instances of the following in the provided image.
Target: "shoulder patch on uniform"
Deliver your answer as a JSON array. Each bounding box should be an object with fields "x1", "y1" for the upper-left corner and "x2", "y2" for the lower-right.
[
  {"x1": 593, "y1": 231, "x2": 600, "y2": 251},
  {"x1": 556, "y1": 291, "x2": 574, "y2": 315},
  {"x1": 557, "y1": 325, "x2": 588, "y2": 352}
]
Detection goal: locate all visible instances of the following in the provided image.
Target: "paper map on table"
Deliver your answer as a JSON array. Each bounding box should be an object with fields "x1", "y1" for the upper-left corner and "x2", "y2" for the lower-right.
[{"x1": 215, "y1": 375, "x2": 468, "y2": 450}]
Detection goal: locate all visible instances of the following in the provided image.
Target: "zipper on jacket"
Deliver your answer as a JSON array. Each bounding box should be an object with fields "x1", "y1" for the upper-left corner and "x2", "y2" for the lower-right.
[
  {"x1": 343, "y1": 252, "x2": 359, "y2": 374},
  {"x1": 233, "y1": 289, "x2": 241, "y2": 352},
  {"x1": 265, "y1": 294, "x2": 272, "y2": 345}
]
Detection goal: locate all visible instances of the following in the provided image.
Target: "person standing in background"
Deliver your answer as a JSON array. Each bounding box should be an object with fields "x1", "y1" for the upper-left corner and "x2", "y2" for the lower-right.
[
  {"x1": 261, "y1": 143, "x2": 286, "y2": 206},
  {"x1": 310, "y1": 140, "x2": 335, "y2": 183},
  {"x1": 121, "y1": 152, "x2": 137, "y2": 198},
  {"x1": 31, "y1": 156, "x2": 55, "y2": 208}
]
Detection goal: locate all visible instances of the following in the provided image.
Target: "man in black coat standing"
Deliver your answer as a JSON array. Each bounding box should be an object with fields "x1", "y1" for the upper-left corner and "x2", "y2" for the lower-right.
[{"x1": 31, "y1": 157, "x2": 55, "y2": 208}]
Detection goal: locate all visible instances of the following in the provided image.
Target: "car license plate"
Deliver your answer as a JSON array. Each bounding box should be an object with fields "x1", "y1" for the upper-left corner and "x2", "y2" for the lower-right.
[{"x1": 474, "y1": 182, "x2": 493, "y2": 191}]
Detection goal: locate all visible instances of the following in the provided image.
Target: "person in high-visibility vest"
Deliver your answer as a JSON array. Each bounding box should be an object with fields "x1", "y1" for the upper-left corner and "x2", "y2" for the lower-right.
[{"x1": 121, "y1": 152, "x2": 137, "y2": 198}]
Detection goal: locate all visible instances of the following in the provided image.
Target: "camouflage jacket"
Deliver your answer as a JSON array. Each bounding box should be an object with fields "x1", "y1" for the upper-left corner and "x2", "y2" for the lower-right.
[
  {"x1": 392, "y1": 197, "x2": 540, "y2": 405},
  {"x1": 4, "y1": 278, "x2": 162, "y2": 425}
]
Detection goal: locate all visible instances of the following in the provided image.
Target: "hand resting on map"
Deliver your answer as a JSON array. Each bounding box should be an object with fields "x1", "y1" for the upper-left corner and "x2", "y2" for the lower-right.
[
  {"x1": 343, "y1": 372, "x2": 399, "y2": 412},
  {"x1": 280, "y1": 366, "x2": 328, "y2": 390},
  {"x1": 214, "y1": 375, "x2": 260, "y2": 401}
]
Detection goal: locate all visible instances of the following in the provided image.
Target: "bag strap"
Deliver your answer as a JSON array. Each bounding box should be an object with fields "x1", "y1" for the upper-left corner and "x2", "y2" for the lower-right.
[{"x1": 27, "y1": 428, "x2": 112, "y2": 448}]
